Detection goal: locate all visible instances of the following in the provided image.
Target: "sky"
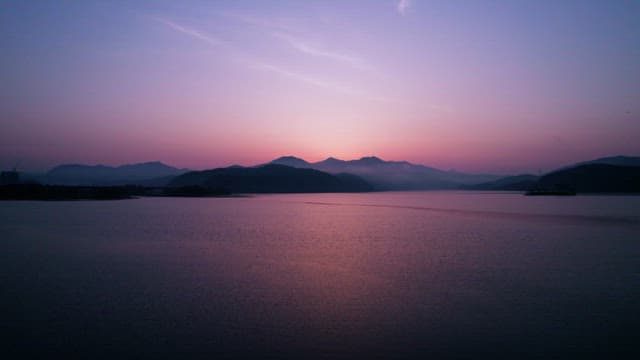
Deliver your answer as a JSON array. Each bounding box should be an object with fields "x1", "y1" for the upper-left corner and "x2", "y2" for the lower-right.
[{"x1": 1, "y1": 0, "x2": 639, "y2": 174}]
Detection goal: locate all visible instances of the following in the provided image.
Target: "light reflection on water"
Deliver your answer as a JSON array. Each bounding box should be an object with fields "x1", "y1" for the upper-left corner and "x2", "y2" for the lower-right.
[{"x1": 1, "y1": 192, "x2": 639, "y2": 358}]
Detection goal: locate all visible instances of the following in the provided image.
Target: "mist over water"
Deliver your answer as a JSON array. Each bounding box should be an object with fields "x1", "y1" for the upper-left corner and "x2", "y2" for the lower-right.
[{"x1": 2, "y1": 192, "x2": 639, "y2": 358}]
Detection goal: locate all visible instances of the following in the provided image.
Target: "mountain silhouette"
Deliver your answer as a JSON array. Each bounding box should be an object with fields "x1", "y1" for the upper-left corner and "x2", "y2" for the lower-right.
[
  {"x1": 534, "y1": 164, "x2": 640, "y2": 193},
  {"x1": 315, "y1": 157, "x2": 345, "y2": 167},
  {"x1": 44, "y1": 161, "x2": 189, "y2": 186},
  {"x1": 458, "y1": 155, "x2": 640, "y2": 193},
  {"x1": 461, "y1": 174, "x2": 539, "y2": 191},
  {"x1": 270, "y1": 156, "x2": 500, "y2": 190},
  {"x1": 169, "y1": 164, "x2": 373, "y2": 193},
  {"x1": 270, "y1": 156, "x2": 312, "y2": 168},
  {"x1": 565, "y1": 155, "x2": 640, "y2": 169},
  {"x1": 11, "y1": 154, "x2": 640, "y2": 194}
]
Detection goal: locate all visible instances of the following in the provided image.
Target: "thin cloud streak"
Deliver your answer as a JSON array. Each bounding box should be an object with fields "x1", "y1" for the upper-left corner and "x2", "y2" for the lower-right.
[
  {"x1": 154, "y1": 17, "x2": 222, "y2": 47},
  {"x1": 227, "y1": 12, "x2": 373, "y2": 71},
  {"x1": 397, "y1": 0, "x2": 411, "y2": 15},
  {"x1": 253, "y1": 61, "x2": 438, "y2": 107},
  {"x1": 251, "y1": 62, "x2": 358, "y2": 95},
  {"x1": 250, "y1": 62, "x2": 401, "y2": 104},
  {"x1": 151, "y1": 16, "x2": 434, "y2": 107},
  {"x1": 223, "y1": 12, "x2": 298, "y2": 33},
  {"x1": 273, "y1": 32, "x2": 370, "y2": 71}
]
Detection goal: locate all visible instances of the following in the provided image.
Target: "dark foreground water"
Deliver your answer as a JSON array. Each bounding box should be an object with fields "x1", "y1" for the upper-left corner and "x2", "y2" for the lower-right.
[{"x1": 1, "y1": 192, "x2": 639, "y2": 359}]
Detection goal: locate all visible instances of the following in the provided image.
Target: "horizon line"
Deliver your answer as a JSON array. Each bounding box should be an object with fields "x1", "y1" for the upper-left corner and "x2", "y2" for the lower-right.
[{"x1": 6, "y1": 153, "x2": 639, "y2": 177}]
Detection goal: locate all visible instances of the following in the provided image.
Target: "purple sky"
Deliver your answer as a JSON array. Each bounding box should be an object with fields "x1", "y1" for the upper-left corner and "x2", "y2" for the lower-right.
[{"x1": 1, "y1": 0, "x2": 639, "y2": 174}]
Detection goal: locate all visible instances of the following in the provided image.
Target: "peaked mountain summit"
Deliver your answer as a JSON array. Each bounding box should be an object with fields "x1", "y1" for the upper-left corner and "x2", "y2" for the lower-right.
[
  {"x1": 270, "y1": 156, "x2": 500, "y2": 190},
  {"x1": 270, "y1": 156, "x2": 312, "y2": 168}
]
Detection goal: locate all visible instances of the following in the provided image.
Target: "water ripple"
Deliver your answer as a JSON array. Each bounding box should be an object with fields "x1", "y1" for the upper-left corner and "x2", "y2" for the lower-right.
[{"x1": 304, "y1": 201, "x2": 640, "y2": 227}]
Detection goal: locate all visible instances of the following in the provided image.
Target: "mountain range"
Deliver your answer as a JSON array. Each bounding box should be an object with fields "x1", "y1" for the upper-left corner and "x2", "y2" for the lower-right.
[
  {"x1": 560, "y1": 155, "x2": 640, "y2": 169},
  {"x1": 465, "y1": 155, "x2": 640, "y2": 191},
  {"x1": 269, "y1": 156, "x2": 500, "y2": 190},
  {"x1": 40, "y1": 161, "x2": 188, "y2": 186},
  {"x1": 461, "y1": 174, "x2": 539, "y2": 191},
  {"x1": 10, "y1": 155, "x2": 640, "y2": 194},
  {"x1": 534, "y1": 164, "x2": 640, "y2": 193},
  {"x1": 169, "y1": 164, "x2": 373, "y2": 193}
]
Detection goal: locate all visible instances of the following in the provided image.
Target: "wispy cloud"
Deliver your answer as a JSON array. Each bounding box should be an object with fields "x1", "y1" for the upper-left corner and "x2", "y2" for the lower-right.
[
  {"x1": 273, "y1": 32, "x2": 370, "y2": 71},
  {"x1": 223, "y1": 12, "x2": 298, "y2": 33},
  {"x1": 251, "y1": 62, "x2": 356, "y2": 94},
  {"x1": 226, "y1": 12, "x2": 372, "y2": 71},
  {"x1": 154, "y1": 17, "x2": 222, "y2": 47},
  {"x1": 150, "y1": 15, "x2": 415, "y2": 106},
  {"x1": 397, "y1": 0, "x2": 412, "y2": 15},
  {"x1": 250, "y1": 62, "x2": 400, "y2": 104}
]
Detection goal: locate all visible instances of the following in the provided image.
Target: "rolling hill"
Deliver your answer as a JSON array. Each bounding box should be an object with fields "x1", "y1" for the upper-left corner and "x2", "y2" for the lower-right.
[
  {"x1": 43, "y1": 161, "x2": 188, "y2": 186},
  {"x1": 169, "y1": 164, "x2": 373, "y2": 193},
  {"x1": 534, "y1": 164, "x2": 640, "y2": 193}
]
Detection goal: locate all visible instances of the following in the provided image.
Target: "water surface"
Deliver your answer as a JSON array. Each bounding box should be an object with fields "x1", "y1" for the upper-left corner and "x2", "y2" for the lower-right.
[{"x1": 2, "y1": 192, "x2": 639, "y2": 358}]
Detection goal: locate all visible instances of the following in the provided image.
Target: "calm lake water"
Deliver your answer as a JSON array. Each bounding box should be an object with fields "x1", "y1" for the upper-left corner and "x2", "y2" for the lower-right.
[{"x1": 2, "y1": 192, "x2": 639, "y2": 358}]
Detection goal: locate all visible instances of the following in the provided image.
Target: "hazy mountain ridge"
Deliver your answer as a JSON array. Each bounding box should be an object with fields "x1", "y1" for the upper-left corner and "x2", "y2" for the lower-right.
[
  {"x1": 461, "y1": 174, "x2": 539, "y2": 191},
  {"x1": 270, "y1": 156, "x2": 501, "y2": 190},
  {"x1": 9, "y1": 154, "x2": 639, "y2": 193},
  {"x1": 43, "y1": 161, "x2": 189, "y2": 186}
]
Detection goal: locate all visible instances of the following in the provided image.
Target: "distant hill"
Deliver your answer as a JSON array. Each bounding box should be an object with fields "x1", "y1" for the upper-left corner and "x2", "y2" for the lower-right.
[
  {"x1": 270, "y1": 156, "x2": 500, "y2": 190},
  {"x1": 463, "y1": 155, "x2": 640, "y2": 193},
  {"x1": 461, "y1": 174, "x2": 539, "y2": 191},
  {"x1": 270, "y1": 156, "x2": 312, "y2": 168},
  {"x1": 535, "y1": 164, "x2": 640, "y2": 193},
  {"x1": 169, "y1": 164, "x2": 373, "y2": 193},
  {"x1": 19, "y1": 154, "x2": 640, "y2": 192},
  {"x1": 44, "y1": 161, "x2": 188, "y2": 186},
  {"x1": 572, "y1": 155, "x2": 640, "y2": 168}
]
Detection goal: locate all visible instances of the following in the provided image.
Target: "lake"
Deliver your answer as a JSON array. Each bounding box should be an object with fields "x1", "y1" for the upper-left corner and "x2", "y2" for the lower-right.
[{"x1": 1, "y1": 192, "x2": 639, "y2": 358}]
